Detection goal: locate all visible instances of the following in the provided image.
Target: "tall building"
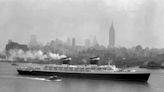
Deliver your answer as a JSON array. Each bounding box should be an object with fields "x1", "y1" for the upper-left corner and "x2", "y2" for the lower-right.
[
  {"x1": 29, "y1": 35, "x2": 38, "y2": 46},
  {"x1": 93, "y1": 36, "x2": 98, "y2": 46},
  {"x1": 66, "y1": 37, "x2": 71, "y2": 46},
  {"x1": 108, "y1": 23, "x2": 115, "y2": 48},
  {"x1": 72, "y1": 38, "x2": 76, "y2": 46},
  {"x1": 28, "y1": 35, "x2": 40, "y2": 50},
  {"x1": 85, "y1": 39, "x2": 91, "y2": 48}
]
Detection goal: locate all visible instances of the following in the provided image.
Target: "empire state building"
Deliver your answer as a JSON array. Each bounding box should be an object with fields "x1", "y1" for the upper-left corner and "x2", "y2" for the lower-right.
[{"x1": 108, "y1": 23, "x2": 115, "y2": 48}]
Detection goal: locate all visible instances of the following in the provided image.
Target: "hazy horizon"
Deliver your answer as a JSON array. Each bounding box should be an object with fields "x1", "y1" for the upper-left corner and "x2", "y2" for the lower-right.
[{"x1": 0, "y1": 0, "x2": 164, "y2": 49}]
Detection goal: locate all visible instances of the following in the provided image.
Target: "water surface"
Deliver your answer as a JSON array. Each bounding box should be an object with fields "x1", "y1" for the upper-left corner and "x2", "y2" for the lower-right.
[{"x1": 0, "y1": 62, "x2": 164, "y2": 92}]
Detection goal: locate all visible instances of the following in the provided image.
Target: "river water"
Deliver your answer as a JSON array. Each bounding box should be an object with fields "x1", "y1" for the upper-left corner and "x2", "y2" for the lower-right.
[{"x1": 0, "y1": 62, "x2": 164, "y2": 92}]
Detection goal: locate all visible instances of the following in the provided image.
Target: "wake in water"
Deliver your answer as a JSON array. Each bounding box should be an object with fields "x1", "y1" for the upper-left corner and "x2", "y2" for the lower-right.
[{"x1": 0, "y1": 75, "x2": 62, "y2": 82}]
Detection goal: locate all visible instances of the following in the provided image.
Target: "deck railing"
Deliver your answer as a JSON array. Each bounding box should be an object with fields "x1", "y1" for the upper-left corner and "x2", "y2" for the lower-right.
[{"x1": 42, "y1": 64, "x2": 114, "y2": 72}]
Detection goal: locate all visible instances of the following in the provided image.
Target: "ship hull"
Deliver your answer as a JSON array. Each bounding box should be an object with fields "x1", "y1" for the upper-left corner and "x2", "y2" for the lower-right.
[{"x1": 17, "y1": 70, "x2": 150, "y2": 82}]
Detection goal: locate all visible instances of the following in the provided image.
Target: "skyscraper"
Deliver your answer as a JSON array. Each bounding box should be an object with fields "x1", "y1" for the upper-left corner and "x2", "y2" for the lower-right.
[
  {"x1": 28, "y1": 35, "x2": 40, "y2": 50},
  {"x1": 85, "y1": 39, "x2": 91, "y2": 48},
  {"x1": 66, "y1": 37, "x2": 71, "y2": 46},
  {"x1": 93, "y1": 36, "x2": 98, "y2": 46},
  {"x1": 108, "y1": 23, "x2": 115, "y2": 48},
  {"x1": 72, "y1": 38, "x2": 76, "y2": 46},
  {"x1": 29, "y1": 35, "x2": 38, "y2": 47}
]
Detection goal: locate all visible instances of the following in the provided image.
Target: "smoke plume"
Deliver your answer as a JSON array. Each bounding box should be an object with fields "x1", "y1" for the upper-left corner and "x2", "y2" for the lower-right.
[{"x1": 8, "y1": 49, "x2": 67, "y2": 61}]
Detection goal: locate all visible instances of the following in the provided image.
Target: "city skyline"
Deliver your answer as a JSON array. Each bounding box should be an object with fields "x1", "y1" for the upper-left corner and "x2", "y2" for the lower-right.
[{"x1": 0, "y1": 0, "x2": 163, "y2": 49}]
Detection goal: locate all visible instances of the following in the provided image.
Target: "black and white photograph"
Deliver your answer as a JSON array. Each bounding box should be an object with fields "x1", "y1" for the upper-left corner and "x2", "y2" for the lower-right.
[{"x1": 0, "y1": 0, "x2": 163, "y2": 92}]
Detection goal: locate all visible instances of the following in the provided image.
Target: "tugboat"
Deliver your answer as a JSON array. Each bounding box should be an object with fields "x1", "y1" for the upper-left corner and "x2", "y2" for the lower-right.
[
  {"x1": 11, "y1": 63, "x2": 18, "y2": 66},
  {"x1": 15, "y1": 57, "x2": 150, "y2": 82},
  {"x1": 48, "y1": 75, "x2": 60, "y2": 80}
]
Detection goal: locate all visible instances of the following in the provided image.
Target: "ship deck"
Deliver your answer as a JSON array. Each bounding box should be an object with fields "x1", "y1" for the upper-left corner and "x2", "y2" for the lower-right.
[{"x1": 15, "y1": 63, "x2": 151, "y2": 82}]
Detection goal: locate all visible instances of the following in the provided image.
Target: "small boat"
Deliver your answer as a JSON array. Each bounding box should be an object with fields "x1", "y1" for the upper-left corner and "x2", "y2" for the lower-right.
[
  {"x1": 48, "y1": 76, "x2": 59, "y2": 80},
  {"x1": 11, "y1": 63, "x2": 18, "y2": 66}
]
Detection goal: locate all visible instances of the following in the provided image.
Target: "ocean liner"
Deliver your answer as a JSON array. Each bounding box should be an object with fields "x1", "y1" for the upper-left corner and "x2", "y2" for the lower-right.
[{"x1": 15, "y1": 57, "x2": 150, "y2": 82}]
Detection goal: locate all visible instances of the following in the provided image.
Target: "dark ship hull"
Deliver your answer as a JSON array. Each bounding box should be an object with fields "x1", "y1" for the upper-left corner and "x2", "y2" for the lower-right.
[{"x1": 17, "y1": 69, "x2": 150, "y2": 82}]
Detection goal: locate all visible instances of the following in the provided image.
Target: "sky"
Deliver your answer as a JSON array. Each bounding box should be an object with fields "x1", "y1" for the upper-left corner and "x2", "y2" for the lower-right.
[{"x1": 0, "y1": 0, "x2": 163, "y2": 49}]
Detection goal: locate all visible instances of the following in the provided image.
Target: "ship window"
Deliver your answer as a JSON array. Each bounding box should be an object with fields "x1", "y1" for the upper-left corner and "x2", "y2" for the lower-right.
[
  {"x1": 68, "y1": 67, "x2": 72, "y2": 71},
  {"x1": 74, "y1": 68, "x2": 78, "y2": 71},
  {"x1": 86, "y1": 68, "x2": 90, "y2": 70},
  {"x1": 85, "y1": 68, "x2": 89, "y2": 72},
  {"x1": 102, "y1": 67, "x2": 106, "y2": 70},
  {"x1": 76, "y1": 68, "x2": 80, "y2": 71},
  {"x1": 80, "y1": 68, "x2": 84, "y2": 71},
  {"x1": 54, "y1": 67, "x2": 57, "y2": 70},
  {"x1": 34, "y1": 68, "x2": 40, "y2": 70},
  {"x1": 58, "y1": 67, "x2": 63, "y2": 70},
  {"x1": 91, "y1": 67, "x2": 96, "y2": 70},
  {"x1": 44, "y1": 66, "x2": 49, "y2": 70},
  {"x1": 64, "y1": 67, "x2": 68, "y2": 71},
  {"x1": 107, "y1": 67, "x2": 112, "y2": 70},
  {"x1": 97, "y1": 67, "x2": 102, "y2": 70},
  {"x1": 49, "y1": 66, "x2": 53, "y2": 70}
]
